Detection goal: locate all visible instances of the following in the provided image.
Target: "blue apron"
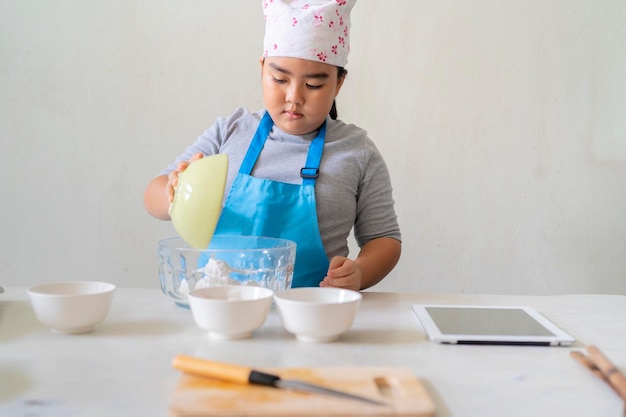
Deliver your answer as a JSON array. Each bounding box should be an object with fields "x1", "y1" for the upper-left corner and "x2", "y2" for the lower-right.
[{"x1": 212, "y1": 111, "x2": 329, "y2": 287}]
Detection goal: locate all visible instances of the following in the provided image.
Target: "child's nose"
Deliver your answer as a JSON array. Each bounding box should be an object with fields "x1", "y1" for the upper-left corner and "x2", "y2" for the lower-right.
[{"x1": 285, "y1": 84, "x2": 304, "y2": 104}]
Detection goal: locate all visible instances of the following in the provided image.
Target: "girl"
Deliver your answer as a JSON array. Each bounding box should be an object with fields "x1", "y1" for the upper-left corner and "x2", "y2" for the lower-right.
[{"x1": 144, "y1": 0, "x2": 401, "y2": 291}]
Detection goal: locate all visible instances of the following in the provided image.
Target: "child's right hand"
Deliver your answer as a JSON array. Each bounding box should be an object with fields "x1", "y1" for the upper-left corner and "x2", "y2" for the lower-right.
[{"x1": 167, "y1": 152, "x2": 204, "y2": 203}]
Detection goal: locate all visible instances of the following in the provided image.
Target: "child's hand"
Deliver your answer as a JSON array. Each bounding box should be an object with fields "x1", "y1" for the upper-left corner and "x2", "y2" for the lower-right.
[
  {"x1": 320, "y1": 256, "x2": 362, "y2": 291},
  {"x1": 167, "y1": 152, "x2": 204, "y2": 203}
]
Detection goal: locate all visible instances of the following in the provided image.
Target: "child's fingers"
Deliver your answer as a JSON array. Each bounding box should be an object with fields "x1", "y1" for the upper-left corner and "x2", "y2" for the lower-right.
[
  {"x1": 176, "y1": 161, "x2": 189, "y2": 172},
  {"x1": 167, "y1": 171, "x2": 179, "y2": 202},
  {"x1": 168, "y1": 153, "x2": 204, "y2": 203},
  {"x1": 327, "y1": 256, "x2": 347, "y2": 275},
  {"x1": 190, "y1": 152, "x2": 204, "y2": 162}
]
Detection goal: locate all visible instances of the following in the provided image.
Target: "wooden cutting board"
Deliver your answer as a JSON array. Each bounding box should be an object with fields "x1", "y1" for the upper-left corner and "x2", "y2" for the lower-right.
[{"x1": 169, "y1": 367, "x2": 435, "y2": 416}]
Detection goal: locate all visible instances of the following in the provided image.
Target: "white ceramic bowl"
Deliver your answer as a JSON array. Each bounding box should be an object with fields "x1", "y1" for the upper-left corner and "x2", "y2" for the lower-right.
[
  {"x1": 27, "y1": 281, "x2": 116, "y2": 334},
  {"x1": 188, "y1": 285, "x2": 274, "y2": 340},
  {"x1": 274, "y1": 287, "x2": 362, "y2": 343}
]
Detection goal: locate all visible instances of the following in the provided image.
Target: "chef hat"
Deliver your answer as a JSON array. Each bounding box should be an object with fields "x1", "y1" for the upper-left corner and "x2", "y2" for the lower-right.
[{"x1": 262, "y1": 0, "x2": 356, "y2": 67}]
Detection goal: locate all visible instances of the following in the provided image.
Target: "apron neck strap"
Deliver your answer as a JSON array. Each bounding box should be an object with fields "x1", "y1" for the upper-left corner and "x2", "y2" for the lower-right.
[
  {"x1": 300, "y1": 121, "x2": 326, "y2": 186},
  {"x1": 239, "y1": 111, "x2": 274, "y2": 175},
  {"x1": 239, "y1": 111, "x2": 326, "y2": 185}
]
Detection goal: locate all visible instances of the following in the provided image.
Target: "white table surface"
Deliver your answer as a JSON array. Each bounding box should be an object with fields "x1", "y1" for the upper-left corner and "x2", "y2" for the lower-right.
[{"x1": 1, "y1": 287, "x2": 625, "y2": 417}]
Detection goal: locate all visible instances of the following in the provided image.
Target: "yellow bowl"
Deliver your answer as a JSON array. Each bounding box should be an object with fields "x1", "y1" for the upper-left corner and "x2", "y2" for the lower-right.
[{"x1": 169, "y1": 154, "x2": 228, "y2": 249}]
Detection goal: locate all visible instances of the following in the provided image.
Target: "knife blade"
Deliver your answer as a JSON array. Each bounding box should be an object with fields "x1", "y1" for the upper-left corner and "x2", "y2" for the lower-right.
[{"x1": 172, "y1": 355, "x2": 388, "y2": 407}]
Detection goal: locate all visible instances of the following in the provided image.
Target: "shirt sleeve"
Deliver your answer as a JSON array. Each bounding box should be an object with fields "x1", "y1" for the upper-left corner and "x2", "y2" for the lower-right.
[{"x1": 353, "y1": 141, "x2": 402, "y2": 247}]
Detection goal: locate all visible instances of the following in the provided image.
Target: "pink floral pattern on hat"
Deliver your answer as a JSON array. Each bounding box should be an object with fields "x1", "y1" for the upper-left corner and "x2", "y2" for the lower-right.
[{"x1": 262, "y1": 0, "x2": 356, "y2": 67}]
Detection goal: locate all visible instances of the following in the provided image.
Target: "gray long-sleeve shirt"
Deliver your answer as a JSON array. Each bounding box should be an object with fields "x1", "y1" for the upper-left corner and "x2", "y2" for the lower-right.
[{"x1": 161, "y1": 107, "x2": 401, "y2": 259}]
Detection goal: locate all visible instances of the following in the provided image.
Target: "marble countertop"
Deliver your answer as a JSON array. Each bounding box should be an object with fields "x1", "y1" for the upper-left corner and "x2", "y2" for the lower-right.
[{"x1": 1, "y1": 287, "x2": 625, "y2": 416}]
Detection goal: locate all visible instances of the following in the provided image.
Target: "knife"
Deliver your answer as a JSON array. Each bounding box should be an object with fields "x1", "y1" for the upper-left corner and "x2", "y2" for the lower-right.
[{"x1": 172, "y1": 355, "x2": 388, "y2": 406}]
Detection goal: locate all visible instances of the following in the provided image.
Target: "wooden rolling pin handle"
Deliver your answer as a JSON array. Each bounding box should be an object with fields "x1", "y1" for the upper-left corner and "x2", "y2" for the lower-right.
[
  {"x1": 172, "y1": 355, "x2": 252, "y2": 385},
  {"x1": 587, "y1": 346, "x2": 626, "y2": 401}
]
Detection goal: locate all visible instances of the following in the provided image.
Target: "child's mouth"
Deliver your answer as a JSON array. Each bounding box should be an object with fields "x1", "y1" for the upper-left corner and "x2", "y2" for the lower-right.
[{"x1": 284, "y1": 110, "x2": 303, "y2": 119}]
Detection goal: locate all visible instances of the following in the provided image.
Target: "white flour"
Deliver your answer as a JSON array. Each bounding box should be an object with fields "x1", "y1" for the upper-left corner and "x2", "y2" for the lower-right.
[{"x1": 178, "y1": 257, "x2": 259, "y2": 293}]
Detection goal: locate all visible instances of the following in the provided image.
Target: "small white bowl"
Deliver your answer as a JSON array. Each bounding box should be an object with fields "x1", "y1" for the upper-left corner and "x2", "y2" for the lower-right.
[
  {"x1": 27, "y1": 281, "x2": 116, "y2": 334},
  {"x1": 274, "y1": 287, "x2": 362, "y2": 343},
  {"x1": 188, "y1": 286, "x2": 274, "y2": 340}
]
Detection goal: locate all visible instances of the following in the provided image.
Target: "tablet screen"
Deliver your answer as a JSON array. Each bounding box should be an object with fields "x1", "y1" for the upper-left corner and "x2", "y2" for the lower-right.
[{"x1": 424, "y1": 306, "x2": 555, "y2": 336}]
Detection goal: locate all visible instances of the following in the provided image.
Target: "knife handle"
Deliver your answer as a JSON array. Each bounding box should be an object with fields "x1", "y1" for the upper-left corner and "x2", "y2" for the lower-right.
[{"x1": 172, "y1": 355, "x2": 280, "y2": 387}]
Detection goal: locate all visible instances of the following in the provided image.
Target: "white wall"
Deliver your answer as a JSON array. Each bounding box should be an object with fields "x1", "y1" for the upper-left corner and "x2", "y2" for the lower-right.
[{"x1": 2, "y1": 0, "x2": 625, "y2": 295}]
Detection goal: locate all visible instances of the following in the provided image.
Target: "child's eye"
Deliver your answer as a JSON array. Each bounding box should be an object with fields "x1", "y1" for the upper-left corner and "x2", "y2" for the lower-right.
[
  {"x1": 306, "y1": 83, "x2": 323, "y2": 90},
  {"x1": 272, "y1": 77, "x2": 287, "y2": 84}
]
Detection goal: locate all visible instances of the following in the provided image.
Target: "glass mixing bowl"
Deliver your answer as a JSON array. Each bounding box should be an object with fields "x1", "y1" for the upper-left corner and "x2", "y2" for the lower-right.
[{"x1": 158, "y1": 235, "x2": 296, "y2": 308}]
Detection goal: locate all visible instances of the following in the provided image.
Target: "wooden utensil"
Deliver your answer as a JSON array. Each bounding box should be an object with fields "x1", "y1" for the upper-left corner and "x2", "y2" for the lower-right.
[{"x1": 571, "y1": 345, "x2": 626, "y2": 414}]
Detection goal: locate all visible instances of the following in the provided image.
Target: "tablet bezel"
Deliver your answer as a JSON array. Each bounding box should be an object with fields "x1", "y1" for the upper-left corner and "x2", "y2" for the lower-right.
[{"x1": 412, "y1": 304, "x2": 576, "y2": 346}]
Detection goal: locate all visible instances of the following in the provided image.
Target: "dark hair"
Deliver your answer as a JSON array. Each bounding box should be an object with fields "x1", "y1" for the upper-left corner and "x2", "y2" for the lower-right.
[{"x1": 330, "y1": 67, "x2": 348, "y2": 120}]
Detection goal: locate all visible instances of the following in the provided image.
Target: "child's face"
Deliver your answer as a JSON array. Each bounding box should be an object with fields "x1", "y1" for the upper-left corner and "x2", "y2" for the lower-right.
[{"x1": 261, "y1": 57, "x2": 345, "y2": 135}]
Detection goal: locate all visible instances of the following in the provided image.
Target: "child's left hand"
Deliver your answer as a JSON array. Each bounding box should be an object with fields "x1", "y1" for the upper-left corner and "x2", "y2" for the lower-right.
[{"x1": 320, "y1": 256, "x2": 362, "y2": 291}]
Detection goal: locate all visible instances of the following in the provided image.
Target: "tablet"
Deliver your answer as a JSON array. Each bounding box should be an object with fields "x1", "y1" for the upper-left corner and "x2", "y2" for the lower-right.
[{"x1": 412, "y1": 304, "x2": 575, "y2": 346}]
